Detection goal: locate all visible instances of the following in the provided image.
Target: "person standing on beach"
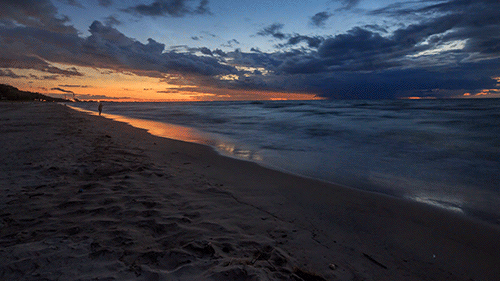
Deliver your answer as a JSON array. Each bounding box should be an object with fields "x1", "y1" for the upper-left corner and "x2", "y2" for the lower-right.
[{"x1": 98, "y1": 101, "x2": 103, "y2": 115}]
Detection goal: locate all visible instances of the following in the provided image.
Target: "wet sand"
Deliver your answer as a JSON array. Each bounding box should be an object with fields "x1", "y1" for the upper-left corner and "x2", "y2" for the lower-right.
[{"x1": 1, "y1": 102, "x2": 499, "y2": 280}]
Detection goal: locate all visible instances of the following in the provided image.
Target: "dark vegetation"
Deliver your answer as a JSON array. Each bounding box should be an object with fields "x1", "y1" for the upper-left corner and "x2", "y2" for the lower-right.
[{"x1": 0, "y1": 84, "x2": 72, "y2": 102}]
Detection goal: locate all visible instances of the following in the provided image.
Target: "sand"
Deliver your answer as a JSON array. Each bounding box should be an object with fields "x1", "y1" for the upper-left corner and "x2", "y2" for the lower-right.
[{"x1": 1, "y1": 102, "x2": 499, "y2": 281}]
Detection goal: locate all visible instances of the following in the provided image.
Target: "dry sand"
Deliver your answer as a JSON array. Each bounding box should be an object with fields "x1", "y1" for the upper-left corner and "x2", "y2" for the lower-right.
[{"x1": 1, "y1": 102, "x2": 499, "y2": 281}]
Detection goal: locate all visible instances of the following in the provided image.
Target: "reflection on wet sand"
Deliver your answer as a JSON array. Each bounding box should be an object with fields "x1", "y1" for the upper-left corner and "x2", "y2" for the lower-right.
[
  {"x1": 366, "y1": 171, "x2": 467, "y2": 213},
  {"x1": 216, "y1": 143, "x2": 263, "y2": 161},
  {"x1": 115, "y1": 115, "x2": 211, "y2": 145}
]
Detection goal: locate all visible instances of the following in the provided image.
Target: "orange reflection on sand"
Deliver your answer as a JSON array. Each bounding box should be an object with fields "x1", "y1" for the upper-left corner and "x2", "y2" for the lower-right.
[
  {"x1": 111, "y1": 115, "x2": 265, "y2": 161},
  {"x1": 111, "y1": 115, "x2": 212, "y2": 145},
  {"x1": 68, "y1": 105, "x2": 264, "y2": 161},
  {"x1": 68, "y1": 105, "x2": 210, "y2": 144}
]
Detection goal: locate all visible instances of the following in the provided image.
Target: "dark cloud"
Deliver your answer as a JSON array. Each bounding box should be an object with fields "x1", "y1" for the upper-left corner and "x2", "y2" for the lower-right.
[
  {"x1": 194, "y1": 0, "x2": 211, "y2": 15},
  {"x1": 222, "y1": 39, "x2": 240, "y2": 48},
  {"x1": 222, "y1": 57, "x2": 499, "y2": 99},
  {"x1": 58, "y1": 84, "x2": 91, "y2": 88},
  {"x1": 335, "y1": 0, "x2": 361, "y2": 11},
  {"x1": 123, "y1": 0, "x2": 212, "y2": 17},
  {"x1": 82, "y1": 21, "x2": 235, "y2": 76},
  {"x1": 213, "y1": 49, "x2": 226, "y2": 57},
  {"x1": 363, "y1": 24, "x2": 388, "y2": 33},
  {"x1": 0, "y1": 27, "x2": 84, "y2": 75},
  {"x1": 57, "y1": 0, "x2": 84, "y2": 8},
  {"x1": 277, "y1": 56, "x2": 326, "y2": 74},
  {"x1": 318, "y1": 27, "x2": 390, "y2": 58},
  {"x1": 201, "y1": 31, "x2": 217, "y2": 38},
  {"x1": 51, "y1": 87, "x2": 75, "y2": 94},
  {"x1": 368, "y1": 0, "x2": 500, "y2": 61},
  {"x1": 87, "y1": 20, "x2": 137, "y2": 48},
  {"x1": 284, "y1": 35, "x2": 323, "y2": 48},
  {"x1": 259, "y1": 0, "x2": 499, "y2": 78},
  {"x1": 310, "y1": 12, "x2": 331, "y2": 28},
  {"x1": 0, "y1": 18, "x2": 237, "y2": 81},
  {"x1": 31, "y1": 74, "x2": 59, "y2": 80},
  {"x1": 0, "y1": 0, "x2": 77, "y2": 33},
  {"x1": 313, "y1": 66, "x2": 498, "y2": 99},
  {"x1": 0, "y1": 46, "x2": 84, "y2": 76},
  {"x1": 161, "y1": 51, "x2": 235, "y2": 76},
  {"x1": 157, "y1": 89, "x2": 179, "y2": 94},
  {"x1": 257, "y1": 23, "x2": 286, "y2": 40},
  {"x1": 97, "y1": 0, "x2": 113, "y2": 7},
  {"x1": 221, "y1": 0, "x2": 500, "y2": 100},
  {"x1": 316, "y1": 27, "x2": 405, "y2": 71},
  {"x1": 190, "y1": 32, "x2": 217, "y2": 41},
  {"x1": 225, "y1": 49, "x2": 283, "y2": 70},
  {"x1": 167, "y1": 45, "x2": 190, "y2": 52},
  {"x1": 75, "y1": 93, "x2": 127, "y2": 100},
  {"x1": 104, "y1": 15, "x2": 121, "y2": 26},
  {"x1": 0, "y1": 69, "x2": 26, "y2": 78},
  {"x1": 199, "y1": 47, "x2": 212, "y2": 56},
  {"x1": 257, "y1": 23, "x2": 323, "y2": 49}
]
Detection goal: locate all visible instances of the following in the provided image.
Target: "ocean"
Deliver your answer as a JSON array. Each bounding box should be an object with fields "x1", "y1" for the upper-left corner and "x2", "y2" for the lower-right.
[{"x1": 70, "y1": 99, "x2": 500, "y2": 225}]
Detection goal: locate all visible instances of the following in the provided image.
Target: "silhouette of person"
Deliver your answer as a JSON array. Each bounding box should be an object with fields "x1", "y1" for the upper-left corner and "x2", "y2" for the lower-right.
[{"x1": 98, "y1": 101, "x2": 103, "y2": 115}]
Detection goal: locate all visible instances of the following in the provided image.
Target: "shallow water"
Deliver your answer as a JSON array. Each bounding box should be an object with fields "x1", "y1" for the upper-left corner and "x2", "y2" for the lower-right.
[{"x1": 71, "y1": 99, "x2": 500, "y2": 224}]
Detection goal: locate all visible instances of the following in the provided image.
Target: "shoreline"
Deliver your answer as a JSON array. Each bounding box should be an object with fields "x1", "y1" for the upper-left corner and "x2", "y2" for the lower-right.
[
  {"x1": 1, "y1": 102, "x2": 500, "y2": 280},
  {"x1": 69, "y1": 103, "x2": 500, "y2": 226}
]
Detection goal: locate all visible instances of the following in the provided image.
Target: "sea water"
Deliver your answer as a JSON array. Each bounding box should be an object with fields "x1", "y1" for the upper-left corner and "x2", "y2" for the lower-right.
[{"x1": 71, "y1": 99, "x2": 500, "y2": 224}]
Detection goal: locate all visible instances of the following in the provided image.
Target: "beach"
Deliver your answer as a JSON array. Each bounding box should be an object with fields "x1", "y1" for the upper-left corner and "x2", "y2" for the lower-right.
[{"x1": 1, "y1": 102, "x2": 499, "y2": 280}]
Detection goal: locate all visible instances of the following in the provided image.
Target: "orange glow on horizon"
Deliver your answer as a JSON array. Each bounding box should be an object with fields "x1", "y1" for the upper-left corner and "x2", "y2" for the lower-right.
[
  {"x1": 2, "y1": 65, "x2": 323, "y2": 102},
  {"x1": 459, "y1": 88, "x2": 500, "y2": 99},
  {"x1": 401, "y1": 96, "x2": 437, "y2": 100}
]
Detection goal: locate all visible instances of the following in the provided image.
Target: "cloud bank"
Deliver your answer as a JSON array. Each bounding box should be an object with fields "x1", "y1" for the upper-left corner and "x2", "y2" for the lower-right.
[
  {"x1": 123, "y1": 0, "x2": 211, "y2": 17},
  {"x1": 240, "y1": 0, "x2": 500, "y2": 98},
  {"x1": 0, "y1": 0, "x2": 499, "y2": 99}
]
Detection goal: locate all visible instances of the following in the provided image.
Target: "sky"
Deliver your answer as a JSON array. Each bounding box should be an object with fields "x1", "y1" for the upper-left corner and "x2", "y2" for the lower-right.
[{"x1": 0, "y1": 0, "x2": 499, "y2": 101}]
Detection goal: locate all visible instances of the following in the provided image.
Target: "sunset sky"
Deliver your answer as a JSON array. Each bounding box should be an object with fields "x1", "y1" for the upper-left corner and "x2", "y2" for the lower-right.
[{"x1": 1, "y1": 0, "x2": 499, "y2": 101}]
